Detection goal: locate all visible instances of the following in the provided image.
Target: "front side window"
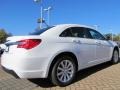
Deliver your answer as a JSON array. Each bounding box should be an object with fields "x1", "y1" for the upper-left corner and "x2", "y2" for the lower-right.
[
  {"x1": 89, "y1": 29, "x2": 105, "y2": 40},
  {"x1": 60, "y1": 27, "x2": 86, "y2": 38}
]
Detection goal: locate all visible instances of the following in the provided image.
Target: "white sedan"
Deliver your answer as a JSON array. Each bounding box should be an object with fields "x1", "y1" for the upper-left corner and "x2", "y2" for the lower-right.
[{"x1": 1, "y1": 24, "x2": 119, "y2": 86}]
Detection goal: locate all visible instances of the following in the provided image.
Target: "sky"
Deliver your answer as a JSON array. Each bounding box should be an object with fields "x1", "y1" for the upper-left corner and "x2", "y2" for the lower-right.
[{"x1": 0, "y1": 0, "x2": 120, "y2": 35}]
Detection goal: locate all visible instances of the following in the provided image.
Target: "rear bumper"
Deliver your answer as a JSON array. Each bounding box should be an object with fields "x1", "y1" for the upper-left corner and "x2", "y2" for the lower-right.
[
  {"x1": 2, "y1": 66, "x2": 19, "y2": 78},
  {"x1": 2, "y1": 65, "x2": 47, "y2": 78},
  {"x1": 1, "y1": 53, "x2": 51, "y2": 78}
]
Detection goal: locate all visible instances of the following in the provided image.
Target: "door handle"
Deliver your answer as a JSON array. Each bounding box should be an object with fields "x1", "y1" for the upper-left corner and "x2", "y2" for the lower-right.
[
  {"x1": 96, "y1": 42, "x2": 101, "y2": 45},
  {"x1": 73, "y1": 40, "x2": 81, "y2": 44}
]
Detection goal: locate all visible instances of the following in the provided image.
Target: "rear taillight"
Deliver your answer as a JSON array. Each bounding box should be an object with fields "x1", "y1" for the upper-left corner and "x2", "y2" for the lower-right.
[{"x1": 17, "y1": 39, "x2": 41, "y2": 50}]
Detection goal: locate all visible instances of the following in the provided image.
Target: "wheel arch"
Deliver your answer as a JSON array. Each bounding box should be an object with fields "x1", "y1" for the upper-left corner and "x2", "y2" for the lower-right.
[
  {"x1": 48, "y1": 52, "x2": 78, "y2": 78},
  {"x1": 111, "y1": 46, "x2": 119, "y2": 59}
]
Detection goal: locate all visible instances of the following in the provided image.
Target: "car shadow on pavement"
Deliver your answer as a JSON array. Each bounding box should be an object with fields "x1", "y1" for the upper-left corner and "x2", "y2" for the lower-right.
[
  {"x1": 74, "y1": 62, "x2": 113, "y2": 83},
  {"x1": 29, "y1": 78, "x2": 55, "y2": 88},
  {"x1": 29, "y1": 61, "x2": 114, "y2": 88}
]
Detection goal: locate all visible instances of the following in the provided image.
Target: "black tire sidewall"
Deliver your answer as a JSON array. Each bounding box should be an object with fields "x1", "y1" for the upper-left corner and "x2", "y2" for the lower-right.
[
  {"x1": 51, "y1": 55, "x2": 76, "y2": 86},
  {"x1": 112, "y1": 50, "x2": 119, "y2": 64}
]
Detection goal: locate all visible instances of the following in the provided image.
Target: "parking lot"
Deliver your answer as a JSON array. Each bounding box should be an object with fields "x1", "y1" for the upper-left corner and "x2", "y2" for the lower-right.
[{"x1": 0, "y1": 61, "x2": 120, "y2": 90}]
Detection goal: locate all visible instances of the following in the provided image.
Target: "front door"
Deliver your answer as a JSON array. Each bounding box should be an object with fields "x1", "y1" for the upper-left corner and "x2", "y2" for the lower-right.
[{"x1": 89, "y1": 29, "x2": 111, "y2": 62}]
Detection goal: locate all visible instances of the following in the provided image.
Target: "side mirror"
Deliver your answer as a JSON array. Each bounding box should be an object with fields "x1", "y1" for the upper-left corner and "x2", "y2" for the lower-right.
[{"x1": 105, "y1": 36, "x2": 111, "y2": 40}]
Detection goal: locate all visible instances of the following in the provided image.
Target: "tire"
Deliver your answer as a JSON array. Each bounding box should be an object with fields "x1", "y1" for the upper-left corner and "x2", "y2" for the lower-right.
[
  {"x1": 111, "y1": 50, "x2": 119, "y2": 64},
  {"x1": 51, "y1": 55, "x2": 76, "y2": 86}
]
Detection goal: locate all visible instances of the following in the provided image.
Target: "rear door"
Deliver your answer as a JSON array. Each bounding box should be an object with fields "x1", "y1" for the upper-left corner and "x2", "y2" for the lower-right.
[{"x1": 60, "y1": 27, "x2": 96, "y2": 68}]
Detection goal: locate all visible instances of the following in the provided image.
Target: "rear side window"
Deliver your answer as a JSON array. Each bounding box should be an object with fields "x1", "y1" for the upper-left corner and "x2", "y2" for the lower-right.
[
  {"x1": 60, "y1": 27, "x2": 87, "y2": 38},
  {"x1": 60, "y1": 28, "x2": 72, "y2": 37},
  {"x1": 29, "y1": 27, "x2": 53, "y2": 35}
]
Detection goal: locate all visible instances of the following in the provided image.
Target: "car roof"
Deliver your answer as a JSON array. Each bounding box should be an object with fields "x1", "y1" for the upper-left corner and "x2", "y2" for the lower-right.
[
  {"x1": 54, "y1": 24, "x2": 94, "y2": 30},
  {"x1": 40, "y1": 24, "x2": 96, "y2": 37}
]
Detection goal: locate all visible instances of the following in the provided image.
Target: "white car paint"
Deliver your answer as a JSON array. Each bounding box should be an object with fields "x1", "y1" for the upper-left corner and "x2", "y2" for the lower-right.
[{"x1": 1, "y1": 24, "x2": 119, "y2": 79}]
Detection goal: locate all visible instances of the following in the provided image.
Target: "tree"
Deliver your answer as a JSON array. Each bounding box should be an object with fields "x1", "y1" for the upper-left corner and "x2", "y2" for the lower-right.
[
  {"x1": 113, "y1": 35, "x2": 120, "y2": 41},
  {"x1": 0, "y1": 29, "x2": 12, "y2": 43},
  {"x1": 104, "y1": 33, "x2": 120, "y2": 41}
]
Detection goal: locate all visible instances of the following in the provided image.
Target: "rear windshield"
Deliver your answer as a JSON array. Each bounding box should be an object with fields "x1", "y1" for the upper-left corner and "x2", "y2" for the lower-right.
[{"x1": 29, "y1": 27, "x2": 53, "y2": 35}]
